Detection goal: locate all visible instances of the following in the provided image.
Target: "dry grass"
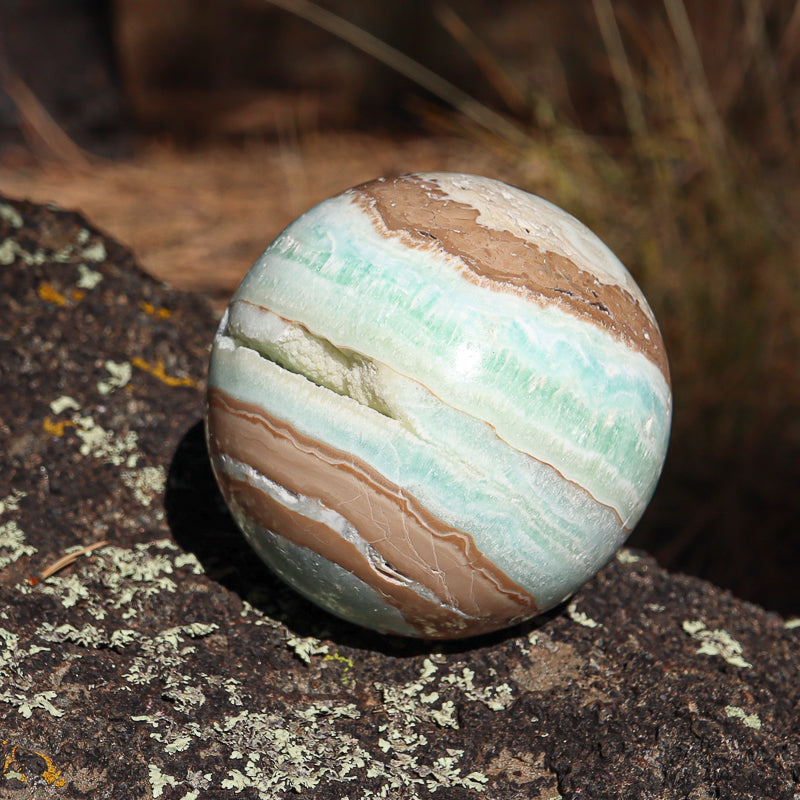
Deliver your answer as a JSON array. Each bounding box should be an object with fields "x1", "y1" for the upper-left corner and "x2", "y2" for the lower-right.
[{"x1": 0, "y1": 133, "x2": 512, "y2": 311}]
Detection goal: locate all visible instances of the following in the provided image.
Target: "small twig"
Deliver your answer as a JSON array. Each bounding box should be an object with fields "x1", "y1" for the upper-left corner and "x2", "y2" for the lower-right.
[{"x1": 30, "y1": 540, "x2": 109, "y2": 585}]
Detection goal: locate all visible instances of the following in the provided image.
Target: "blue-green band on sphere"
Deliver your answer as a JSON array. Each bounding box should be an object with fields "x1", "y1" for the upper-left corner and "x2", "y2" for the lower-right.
[{"x1": 206, "y1": 172, "x2": 671, "y2": 639}]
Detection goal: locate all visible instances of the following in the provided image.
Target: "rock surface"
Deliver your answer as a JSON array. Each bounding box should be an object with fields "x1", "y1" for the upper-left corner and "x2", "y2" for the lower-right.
[{"x1": 0, "y1": 193, "x2": 798, "y2": 799}]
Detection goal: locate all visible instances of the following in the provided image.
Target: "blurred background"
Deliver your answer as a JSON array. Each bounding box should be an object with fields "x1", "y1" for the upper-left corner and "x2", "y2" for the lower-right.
[{"x1": 1, "y1": 0, "x2": 798, "y2": 615}]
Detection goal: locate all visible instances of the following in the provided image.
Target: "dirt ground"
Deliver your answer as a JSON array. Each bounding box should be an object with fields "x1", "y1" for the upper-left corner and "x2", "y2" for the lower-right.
[{"x1": 0, "y1": 133, "x2": 513, "y2": 312}]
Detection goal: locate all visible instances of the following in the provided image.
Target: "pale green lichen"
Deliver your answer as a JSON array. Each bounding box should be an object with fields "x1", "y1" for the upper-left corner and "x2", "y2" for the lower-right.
[
  {"x1": 12, "y1": 533, "x2": 508, "y2": 797},
  {"x1": 37, "y1": 574, "x2": 91, "y2": 609},
  {"x1": 724, "y1": 705, "x2": 762, "y2": 729},
  {"x1": 0, "y1": 238, "x2": 16, "y2": 265},
  {"x1": 50, "y1": 234, "x2": 107, "y2": 266},
  {"x1": 200, "y1": 674, "x2": 245, "y2": 707},
  {"x1": 49, "y1": 396, "x2": 80, "y2": 415},
  {"x1": 615, "y1": 548, "x2": 640, "y2": 564},
  {"x1": 286, "y1": 634, "x2": 329, "y2": 664},
  {"x1": 120, "y1": 622, "x2": 220, "y2": 710},
  {"x1": 0, "y1": 488, "x2": 26, "y2": 516},
  {"x1": 81, "y1": 240, "x2": 107, "y2": 263},
  {"x1": 566, "y1": 600, "x2": 601, "y2": 629},
  {"x1": 36, "y1": 621, "x2": 139, "y2": 649},
  {"x1": 130, "y1": 655, "x2": 492, "y2": 798},
  {"x1": 0, "y1": 520, "x2": 37, "y2": 570},
  {"x1": 73, "y1": 415, "x2": 139, "y2": 467},
  {"x1": 76, "y1": 263, "x2": 103, "y2": 289},
  {"x1": 173, "y1": 552, "x2": 205, "y2": 575},
  {"x1": 23, "y1": 540, "x2": 194, "y2": 621},
  {"x1": 784, "y1": 618, "x2": 800, "y2": 630},
  {"x1": 682, "y1": 620, "x2": 752, "y2": 668},
  {"x1": 17, "y1": 691, "x2": 64, "y2": 719},
  {"x1": 0, "y1": 238, "x2": 48, "y2": 266},
  {"x1": 0, "y1": 627, "x2": 61, "y2": 719},
  {"x1": 162, "y1": 677, "x2": 207, "y2": 713},
  {"x1": 149, "y1": 764, "x2": 179, "y2": 798},
  {"x1": 164, "y1": 736, "x2": 193, "y2": 754},
  {"x1": 0, "y1": 203, "x2": 23, "y2": 229},
  {"x1": 121, "y1": 465, "x2": 166, "y2": 508},
  {"x1": 97, "y1": 360, "x2": 132, "y2": 395},
  {"x1": 182, "y1": 622, "x2": 219, "y2": 638},
  {"x1": 440, "y1": 667, "x2": 514, "y2": 712}
]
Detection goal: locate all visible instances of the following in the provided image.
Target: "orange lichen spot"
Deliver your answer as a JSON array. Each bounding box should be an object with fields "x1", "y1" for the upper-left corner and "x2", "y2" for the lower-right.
[
  {"x1": 139, "y1": 300, "x2": 172, "y2": 319},
  {"x1": 2, "y1": 744, "x2": 65, "y2": 788},
  {"x1": 2, "y1": 747, "x2": 17, "y2": 779},
  {"x1": 131, "y1": 356, "x2": 196, "y2": 388},
  {"x1": 72, "y1": 290, "x2": 85, "y2": 302},
  {"x1": 40, "y1": 752, "x2": 66, "y2": 787},
  {"x1": 43, "y1": 416, "x2": 75, "y2": 437},
  {"x1": 37, "y1": 282, "x2": 66, "y2": 306}
]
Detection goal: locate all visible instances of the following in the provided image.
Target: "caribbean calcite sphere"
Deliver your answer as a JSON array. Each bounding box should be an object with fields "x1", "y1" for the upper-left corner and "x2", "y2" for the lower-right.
[{"x1": 206, "y1": 172, "x2": 671, "y2": 639}]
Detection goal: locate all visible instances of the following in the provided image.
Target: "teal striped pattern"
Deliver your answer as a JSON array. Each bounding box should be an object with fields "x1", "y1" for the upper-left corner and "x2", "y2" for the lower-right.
[{"x1": 207, "y1": 173, "x2": 671, "y2": 637}]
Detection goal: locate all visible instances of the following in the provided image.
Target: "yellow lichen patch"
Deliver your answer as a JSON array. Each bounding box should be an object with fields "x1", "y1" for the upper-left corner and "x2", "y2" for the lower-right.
[
  {"x1": 1, "y1": 743, "x2": 66, "y2": 788},
  {"x1": 43, "y1": 416, "x2": 75, "y2": 437},
  {"x1": 132, "y1": 357, "x2": 196, "y2": 388},
  {"x1": 139, "y1": 301, "x2": 173, "y2": 319},
  {"x1": 37, "y1": 282, "x2": 67, "y2": 306},
  {"x1": 41, "y1": 752, "x2": 66, "y2": 786},
  {"x1": 323, "y1": 652, "x2": 355, "y2": 686}
]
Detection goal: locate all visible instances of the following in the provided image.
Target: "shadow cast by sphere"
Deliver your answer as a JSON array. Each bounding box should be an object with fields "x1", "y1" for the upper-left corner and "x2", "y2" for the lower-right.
[{"x1": 165, "y1": 420, "x2": 552, "y2": 657}]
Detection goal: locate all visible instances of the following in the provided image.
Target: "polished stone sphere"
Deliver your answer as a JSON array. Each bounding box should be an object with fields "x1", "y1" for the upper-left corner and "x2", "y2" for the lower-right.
[{"x1": 206, "y1": 172, "x2": 672, "y2": 639}]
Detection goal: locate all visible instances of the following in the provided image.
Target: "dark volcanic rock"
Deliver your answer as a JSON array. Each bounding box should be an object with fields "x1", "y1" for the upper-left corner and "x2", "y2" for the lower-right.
[{"x1": 0, "y1": 193, "x2": 798, "y2": 800}]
